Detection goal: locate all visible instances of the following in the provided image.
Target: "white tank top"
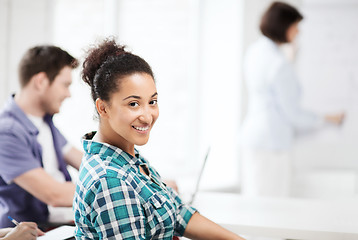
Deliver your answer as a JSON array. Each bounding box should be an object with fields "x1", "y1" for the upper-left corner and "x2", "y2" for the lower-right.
[
  {"x1": 28, "y1": 115, "x2": 74, "y2": 222},
  {"x1": 27, "y1": 115, "x2": 67, "y2": 182}
]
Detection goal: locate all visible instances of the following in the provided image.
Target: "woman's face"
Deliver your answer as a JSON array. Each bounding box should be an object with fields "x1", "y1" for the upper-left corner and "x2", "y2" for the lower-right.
[
  {"x1": 286, "y1": 21, "x2": 300, "y2": 43},
  {"x1": 100, "y1": 72, "x2": 159, "y2": 153}
]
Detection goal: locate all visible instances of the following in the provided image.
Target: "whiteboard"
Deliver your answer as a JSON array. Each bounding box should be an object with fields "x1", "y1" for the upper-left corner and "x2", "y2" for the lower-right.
[{"x1": 294, "y1": 0, "x2": 358, "y2": 169}]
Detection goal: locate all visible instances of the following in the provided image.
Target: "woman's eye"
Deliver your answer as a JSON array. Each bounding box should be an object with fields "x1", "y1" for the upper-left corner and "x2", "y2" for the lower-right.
[
  {"x1": 150, "y1": 100, "x2": 158, "y2": 105},
  {"x1": 129, "y1": 102, "x2": 139, "y2": 107}
]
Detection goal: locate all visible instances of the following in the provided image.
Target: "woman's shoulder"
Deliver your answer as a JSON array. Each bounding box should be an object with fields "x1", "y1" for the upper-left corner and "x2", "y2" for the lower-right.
[
  {"x1": 78, "y1": 153, "x2": 126, "y2": 186},
  {"x1": 246, "y1": 37, "x2": 284, "y2": 64}
]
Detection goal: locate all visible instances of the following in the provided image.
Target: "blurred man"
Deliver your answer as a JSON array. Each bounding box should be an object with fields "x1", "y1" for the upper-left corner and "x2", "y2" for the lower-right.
[{"x1": 0, "y1": 45, "x2": 83, "y2": 228}]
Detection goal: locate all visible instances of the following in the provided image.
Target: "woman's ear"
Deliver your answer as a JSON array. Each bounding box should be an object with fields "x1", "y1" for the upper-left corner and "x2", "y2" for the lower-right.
[{"x1": 95, "y1": 98, "x2": 109, "y2": 118}]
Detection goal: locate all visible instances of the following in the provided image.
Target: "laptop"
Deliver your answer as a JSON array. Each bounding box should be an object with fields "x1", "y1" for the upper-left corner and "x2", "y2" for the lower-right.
[{"x1": 188, "y1": 147, "x2": 210, "y2": 205}]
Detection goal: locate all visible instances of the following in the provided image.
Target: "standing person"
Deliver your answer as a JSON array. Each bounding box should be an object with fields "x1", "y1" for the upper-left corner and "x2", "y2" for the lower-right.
[
  {"x1": 73, "y1": 38, "x2": 245, "y2": 240},
  {"x1": 0, "y1": 45, "x2": 83, "y2": 228},
  {"x1": 240, "y1": 1, "x2": 344, "y2": 198}
]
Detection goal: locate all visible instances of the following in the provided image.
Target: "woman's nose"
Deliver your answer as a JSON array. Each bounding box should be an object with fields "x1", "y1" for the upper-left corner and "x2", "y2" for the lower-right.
[{"x1": 138, "y1": 108, "x2": 153, "y2": 123}]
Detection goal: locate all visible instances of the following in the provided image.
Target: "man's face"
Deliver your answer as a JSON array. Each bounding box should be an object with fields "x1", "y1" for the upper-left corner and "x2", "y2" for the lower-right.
[{"x1": 40, "y1": 66, "x2": 72, "y2": 115}]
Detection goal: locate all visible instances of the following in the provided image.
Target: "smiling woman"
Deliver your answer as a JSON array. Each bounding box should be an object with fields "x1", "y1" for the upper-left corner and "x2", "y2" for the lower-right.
[{"x1": 73, "y1": 38, "x2": 245, "y2": 240}]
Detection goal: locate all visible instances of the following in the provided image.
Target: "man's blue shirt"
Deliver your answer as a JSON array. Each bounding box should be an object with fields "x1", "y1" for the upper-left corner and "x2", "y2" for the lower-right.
[{"x1": 0, "y1": 95, "x2": 71, "y2": 227}]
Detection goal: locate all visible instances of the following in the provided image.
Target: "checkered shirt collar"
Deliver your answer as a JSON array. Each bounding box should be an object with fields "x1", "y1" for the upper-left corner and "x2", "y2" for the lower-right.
[{"x1": 82, "y1": 131, "x2": 145, "y2": 167}]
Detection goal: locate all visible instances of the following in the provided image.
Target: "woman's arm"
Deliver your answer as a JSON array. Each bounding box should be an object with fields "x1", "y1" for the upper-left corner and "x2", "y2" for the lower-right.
[{"x1": 183, "y1": 212, "x2": 245, "y2": 240}]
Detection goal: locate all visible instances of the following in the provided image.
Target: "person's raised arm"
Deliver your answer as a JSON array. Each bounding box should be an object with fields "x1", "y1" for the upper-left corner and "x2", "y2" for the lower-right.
[
  {"x1": 13, "y1": 168, "x2": 75, "y2": 207},
  {"x1": 184, "y1": 212, "x2": 245, "y2": 240}
]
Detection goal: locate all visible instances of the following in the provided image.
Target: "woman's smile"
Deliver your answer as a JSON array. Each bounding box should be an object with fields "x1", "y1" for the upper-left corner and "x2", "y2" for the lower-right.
[{"x1": 132, "y1": 125, "x2": 150, "y2": 133}]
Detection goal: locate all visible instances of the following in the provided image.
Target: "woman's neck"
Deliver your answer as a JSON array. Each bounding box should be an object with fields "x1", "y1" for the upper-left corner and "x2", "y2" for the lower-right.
[{"x1": 96, "y1": 122, "x2": 135, "y2": 156}]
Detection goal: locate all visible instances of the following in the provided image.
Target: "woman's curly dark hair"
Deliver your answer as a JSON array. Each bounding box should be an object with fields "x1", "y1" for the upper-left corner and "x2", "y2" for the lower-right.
[{"x1": 82, "y1": 38, "x2": 154, "y2": 102}]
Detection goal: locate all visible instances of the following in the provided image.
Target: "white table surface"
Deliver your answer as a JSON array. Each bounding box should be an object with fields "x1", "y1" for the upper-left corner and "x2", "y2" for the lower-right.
[{"x1": 191, "y1": 192, "x2": 358, "y2": 240}]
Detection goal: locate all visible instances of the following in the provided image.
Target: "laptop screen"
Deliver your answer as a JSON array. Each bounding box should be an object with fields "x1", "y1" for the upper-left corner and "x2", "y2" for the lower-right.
[{"x1": 188, "y1": 147, "x2": 210, "y2": 204}]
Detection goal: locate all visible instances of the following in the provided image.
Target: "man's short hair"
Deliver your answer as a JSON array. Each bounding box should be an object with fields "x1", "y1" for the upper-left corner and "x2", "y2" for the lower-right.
[
  {"x1": 260, "y1": 1, "x2": 303, "y2": 43},
  {"x1": 18, "y1": 45, "x2": 79, "y2": 87}
]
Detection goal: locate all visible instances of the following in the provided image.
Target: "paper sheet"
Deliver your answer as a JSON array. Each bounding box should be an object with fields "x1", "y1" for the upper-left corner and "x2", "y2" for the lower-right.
[{"x1": 38, "y1": 225, "x2": 75, "y2": 240}]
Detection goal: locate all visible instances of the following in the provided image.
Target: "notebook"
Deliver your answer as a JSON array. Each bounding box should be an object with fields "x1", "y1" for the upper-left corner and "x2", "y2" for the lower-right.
[{"x1": 38, "y1": 225, "x2": 75, "y2": 240}]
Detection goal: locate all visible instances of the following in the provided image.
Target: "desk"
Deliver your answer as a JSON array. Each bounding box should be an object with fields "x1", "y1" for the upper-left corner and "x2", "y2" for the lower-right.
[{"x1": 192, "y1": 192, "x2": 358, "y2": 240}]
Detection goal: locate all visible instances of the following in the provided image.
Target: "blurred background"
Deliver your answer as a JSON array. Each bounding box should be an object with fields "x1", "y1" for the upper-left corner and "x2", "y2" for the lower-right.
[{"x1": 1, "y1": 0, "x2": 357, "y2": 199}]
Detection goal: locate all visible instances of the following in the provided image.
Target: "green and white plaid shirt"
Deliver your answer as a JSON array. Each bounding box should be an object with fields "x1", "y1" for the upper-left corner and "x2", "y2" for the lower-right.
[{"x1": 73, "y1": 132, "x2": 196, "y2": 239}]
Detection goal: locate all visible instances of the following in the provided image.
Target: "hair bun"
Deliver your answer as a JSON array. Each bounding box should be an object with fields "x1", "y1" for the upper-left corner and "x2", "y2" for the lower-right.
[{"x1": 82, "y1": 38, "x2": 126, "y2": 88}]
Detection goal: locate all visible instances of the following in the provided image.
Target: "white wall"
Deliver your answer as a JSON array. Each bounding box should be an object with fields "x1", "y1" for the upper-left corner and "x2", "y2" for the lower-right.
[
  {"x1": 0, "y1": 0, "x2": 52, "y2": 105},
  {"x1": 51, "y1": 0, "x2": 106, "y2": 150},
  {"x1": 295, "y1": 0, "x2": 358, "y2": 170},
  {"x1": 0, "y1": 0, "x2": 9, "y2": 105}
]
